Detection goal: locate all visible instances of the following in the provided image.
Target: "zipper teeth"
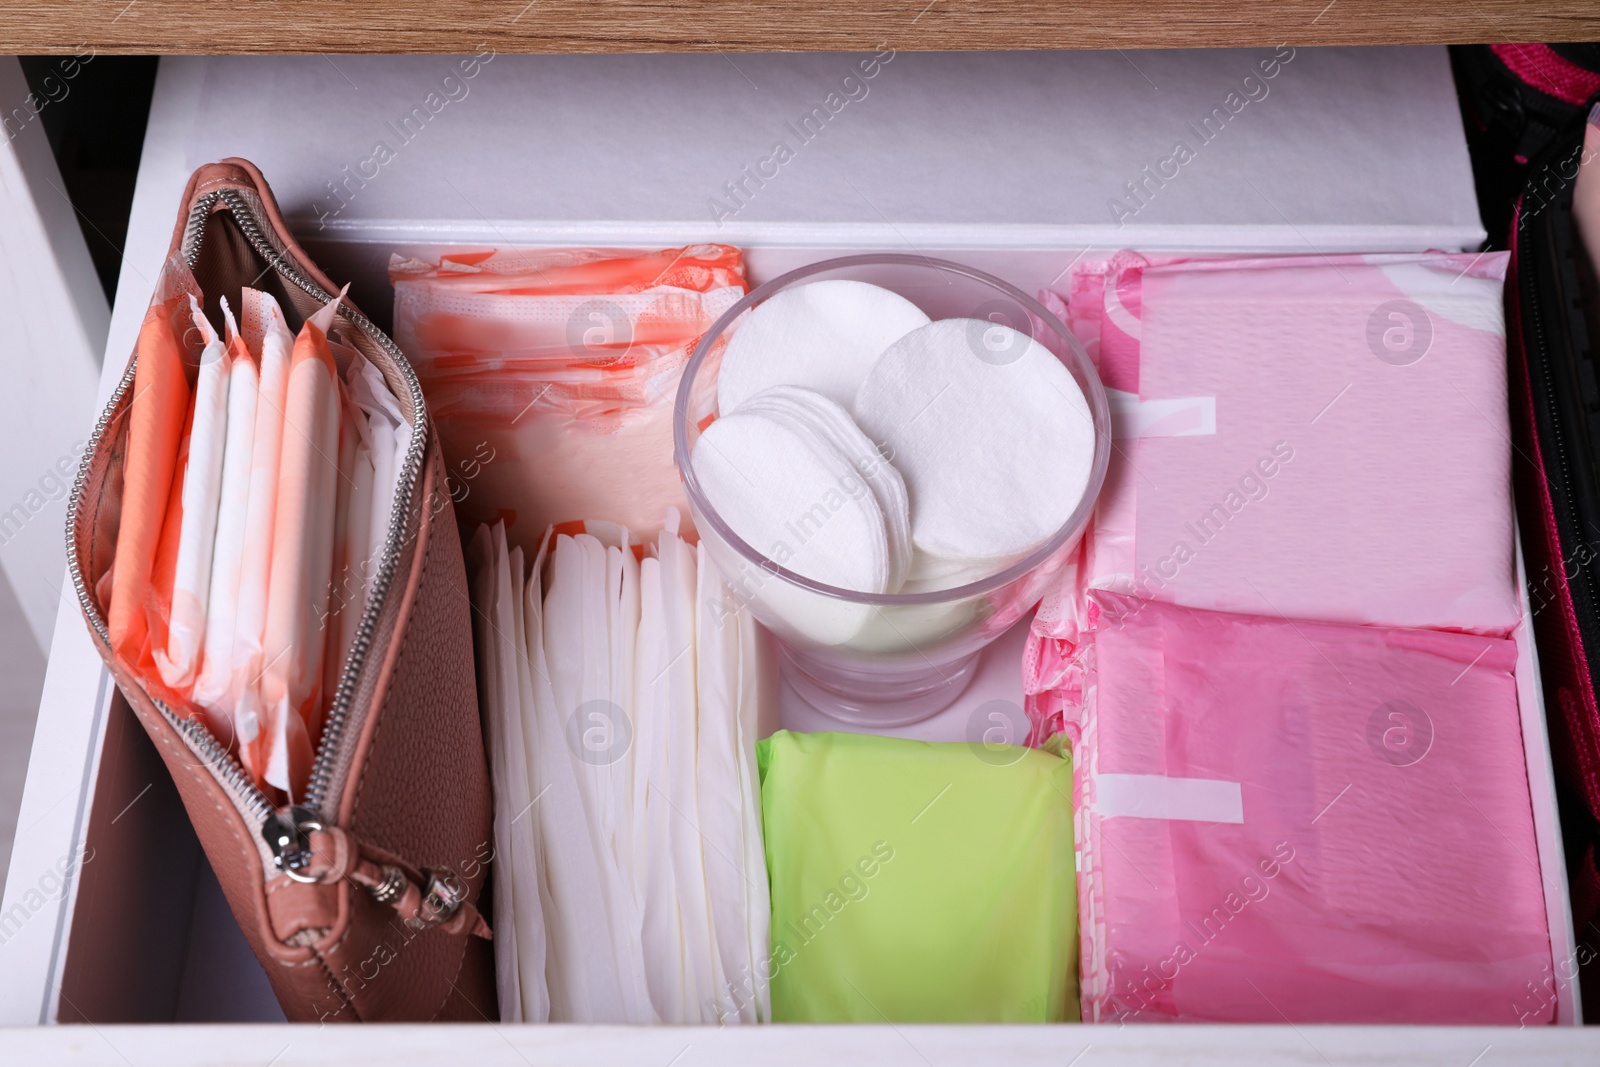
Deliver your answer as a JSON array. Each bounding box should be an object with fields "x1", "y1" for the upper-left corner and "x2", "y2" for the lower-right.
[
  {"x1": 66, "y1": 188, "x2": 429, "y2": 836},
  {"x1": 185, "y1": 189, "x2": 431, "y2": 817},
  {"x1": 1523, "y1": 207, "x2": 1600, "y2": 636}
]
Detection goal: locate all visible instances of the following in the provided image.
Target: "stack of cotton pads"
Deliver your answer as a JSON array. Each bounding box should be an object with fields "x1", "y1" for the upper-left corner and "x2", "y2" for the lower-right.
[
  {"x1": 694, "y1": 278, "x2": 1096, "y2": 599},
  {"x1": 696, "y1": 385, "x2": 912, "y2": 596}
]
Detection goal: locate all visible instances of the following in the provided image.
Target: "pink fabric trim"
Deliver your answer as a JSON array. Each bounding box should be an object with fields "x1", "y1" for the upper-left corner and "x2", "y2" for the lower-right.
[{"x1": 1493, "y1": 43, "x2": 1600, "y2": 108}]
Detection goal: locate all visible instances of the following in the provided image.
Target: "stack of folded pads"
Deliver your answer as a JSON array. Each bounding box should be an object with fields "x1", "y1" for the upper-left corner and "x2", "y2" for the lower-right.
[
  {"x1": 390, "y1": 245, "x2": 748, "y2": 547},
  {"x1": 468, "y1": 513, "x2": 770, "y2": 1024},
  {"x1": 1030, "y1": 251, "x2": 1557, "y2": 1024},
  {"x1": 106, "y1": 266, "x2": 408, "y2": 799}
]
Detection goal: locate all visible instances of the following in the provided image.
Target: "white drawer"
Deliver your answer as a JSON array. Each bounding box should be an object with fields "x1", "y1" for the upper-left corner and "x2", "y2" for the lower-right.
[{"x1": 3, "y1": 48, "x2": 1591, "y2": 1062}]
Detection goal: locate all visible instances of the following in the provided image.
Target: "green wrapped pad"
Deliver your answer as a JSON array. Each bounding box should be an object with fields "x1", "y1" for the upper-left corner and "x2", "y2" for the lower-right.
[{"x1": 757, "y1": 729, "x2": 1079, "y2": 1022}]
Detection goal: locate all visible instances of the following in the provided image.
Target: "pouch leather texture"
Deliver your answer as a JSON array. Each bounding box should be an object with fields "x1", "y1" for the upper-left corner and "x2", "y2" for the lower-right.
[{"x1": 67, "y1": 159, "x2": 495, "y2": 1023}]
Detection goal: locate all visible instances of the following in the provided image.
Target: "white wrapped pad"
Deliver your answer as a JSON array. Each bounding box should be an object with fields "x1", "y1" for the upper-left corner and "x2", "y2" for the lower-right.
[{"x1": 153, "y1": 295, "x2": 230, "y2": 692}]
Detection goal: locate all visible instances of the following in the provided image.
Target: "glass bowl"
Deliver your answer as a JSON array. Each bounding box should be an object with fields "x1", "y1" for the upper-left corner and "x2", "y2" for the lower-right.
[{"x1": 673, "y1": 253, "x2": 1111, "y2": 726}]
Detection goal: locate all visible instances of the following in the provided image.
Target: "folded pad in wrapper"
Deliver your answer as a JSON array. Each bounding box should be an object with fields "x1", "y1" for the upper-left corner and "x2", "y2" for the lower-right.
[
  {"x1": 1041, "y1": 251, "x2": 1520, "y2": 641},
  {"x1": 1072, "y1": 593, "x2": 1552, "y2": 1025},
  {"x1": 390, "y1": 246, "x2": 748, "y2": 549},
  {"x1": 757, "y1": 729, "x2": 1078, "y2": 1023},
  {"x1": 474, "y1": 513, "x2": 770, "y2": 1024},
  {"x1": 1026, "y1": 251, "x2": 1523, "y2": 740}
]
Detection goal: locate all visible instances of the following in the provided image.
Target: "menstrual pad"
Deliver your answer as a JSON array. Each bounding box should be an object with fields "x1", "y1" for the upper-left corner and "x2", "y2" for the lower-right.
[
  {"x1": 758, "y1": 729, "x2": 1078, "y2": 1022},
  {"x1": 1072, "y1": 593, "x2": 1552, "y2": 1025},
  {"x1": 1039, "y1": 252, "x2": 1519, "y2": 646}
]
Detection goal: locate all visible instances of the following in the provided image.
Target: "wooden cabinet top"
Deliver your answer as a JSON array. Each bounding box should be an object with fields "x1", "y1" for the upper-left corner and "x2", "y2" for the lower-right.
[{"x1": 3, "y1": 0, "x2": 1598, "y2": 55}]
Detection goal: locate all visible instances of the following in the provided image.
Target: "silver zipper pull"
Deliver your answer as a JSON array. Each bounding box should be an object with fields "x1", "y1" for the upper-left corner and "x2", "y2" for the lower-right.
[
  {"x1": 262, "y1": 805, "x2": 323, "y2": 883},
  {"x1": 415, "y1": 869, "x2": 468, "y2": 929}
]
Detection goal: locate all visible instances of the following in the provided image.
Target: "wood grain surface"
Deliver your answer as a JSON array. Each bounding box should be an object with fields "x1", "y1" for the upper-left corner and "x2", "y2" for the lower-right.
[{"x1": 1, "y1": 0, "x2": 1597, "y2": 55}]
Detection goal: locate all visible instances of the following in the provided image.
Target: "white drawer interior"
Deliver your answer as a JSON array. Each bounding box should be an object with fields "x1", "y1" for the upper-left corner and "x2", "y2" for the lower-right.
[
  {"x1": 6, "y1": 235, "x2": 1575, "y2": 1031},
  {"x1": 4, "y1": 48, "x2": 1587, "y2": 1056}
]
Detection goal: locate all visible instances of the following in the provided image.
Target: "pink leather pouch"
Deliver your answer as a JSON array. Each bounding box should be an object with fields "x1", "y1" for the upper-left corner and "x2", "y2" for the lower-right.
[{"x1": 67, "y1": 159, "x2": 495, "y2": 1022}]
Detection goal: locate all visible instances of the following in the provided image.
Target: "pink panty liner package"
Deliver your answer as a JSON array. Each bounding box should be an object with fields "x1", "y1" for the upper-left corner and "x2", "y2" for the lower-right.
[
  {"x1": 1071, "y1": 592, "x2": 1551, "y2": 1025},
  {"x1": 1028, "y1": 250, "x2": 1520, "y2": 740}
]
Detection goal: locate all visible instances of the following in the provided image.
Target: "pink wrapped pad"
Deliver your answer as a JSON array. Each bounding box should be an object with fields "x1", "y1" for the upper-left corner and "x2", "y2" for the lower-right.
[
  {"x1": 1040, "y1": 252, "x2": 1519, "y2": 642},
  {"x1": 1073, "y1": 592, "x2": 1552, "y2": 1025}
]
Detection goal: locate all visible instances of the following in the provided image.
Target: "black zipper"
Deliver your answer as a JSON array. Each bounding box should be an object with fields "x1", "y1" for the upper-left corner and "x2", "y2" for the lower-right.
[{"x1": 1518, "y1": 126, "x2": 1600, "y2": 692}]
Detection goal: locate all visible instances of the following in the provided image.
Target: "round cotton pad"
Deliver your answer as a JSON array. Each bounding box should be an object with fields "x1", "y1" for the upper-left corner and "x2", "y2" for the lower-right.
[
  {"x1": 898, "y1": 548, "x2": 1003, "y2": 594},
  {"x1": 738, "y1": 385, "x2": 913, "y2": 594},
  {"x1": 854, "y1": 318, "x2": 1095, "y2": 561},
  {"x1": 693, "y1": 410, "x2": 891, "y2": 595},
  {"x1": 716, "y1": 279, "x2": 931, "y2": 413}
]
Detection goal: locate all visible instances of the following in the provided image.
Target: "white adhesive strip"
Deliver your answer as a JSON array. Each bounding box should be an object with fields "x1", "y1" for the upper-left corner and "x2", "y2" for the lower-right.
[
  {"x1": 1107, "y1": 389, "x2": 1217, "y2": 439},
  {"x1": 1095, "y1": 773, "x2": 1244, "y2": 823}
]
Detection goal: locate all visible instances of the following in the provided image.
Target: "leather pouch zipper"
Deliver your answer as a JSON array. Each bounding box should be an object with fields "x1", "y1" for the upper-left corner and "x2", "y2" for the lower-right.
[{"x1": 67, "y1": 187, "x2": 431, "y2": 885}]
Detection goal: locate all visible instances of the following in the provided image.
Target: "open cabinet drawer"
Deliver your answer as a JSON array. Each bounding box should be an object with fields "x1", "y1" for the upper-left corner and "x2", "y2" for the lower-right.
[{"x1": 1, "y1": 48, "x2": 1592, "y2": 1061}]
